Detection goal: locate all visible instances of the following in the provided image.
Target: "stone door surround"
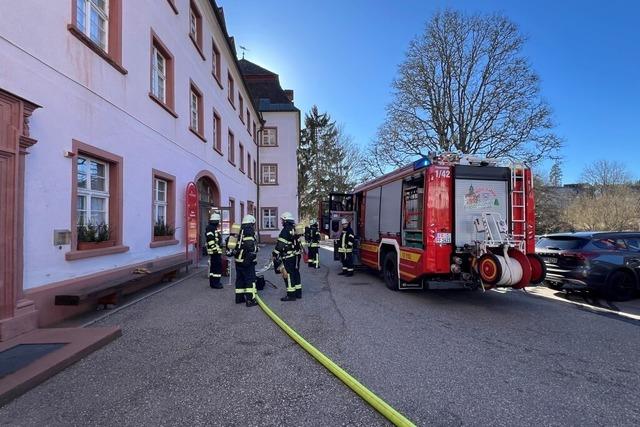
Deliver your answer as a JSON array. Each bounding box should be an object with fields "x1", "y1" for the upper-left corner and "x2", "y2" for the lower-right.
[{"x1": 0, "y1": 88, "x2": 40, "y2": 341}]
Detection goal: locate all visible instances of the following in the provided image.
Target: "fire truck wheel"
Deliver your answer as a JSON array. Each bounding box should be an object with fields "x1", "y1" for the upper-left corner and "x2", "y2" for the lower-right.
[
  {"x1": 527, "y1": 253, "x2": 547, "y2": 285},
  {"x1": 383, "y1": 252, "x2": 399, "y2": 291},
  {"x1": 478, "y1": 253, "x2": 502, "y2": 286}
]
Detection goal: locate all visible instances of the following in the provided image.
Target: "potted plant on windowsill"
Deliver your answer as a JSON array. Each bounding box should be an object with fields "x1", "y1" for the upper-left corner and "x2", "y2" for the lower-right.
[
  {"x1": 77, "y1": 222, "x2": 115, "y2": 250},
  {"x1": 154, "y1": 221, "x2": 175, "y2": 241}
]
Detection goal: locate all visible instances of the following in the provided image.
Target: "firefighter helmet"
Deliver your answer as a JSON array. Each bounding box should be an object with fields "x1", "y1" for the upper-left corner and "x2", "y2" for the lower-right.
[
  {"x1": 209, "y1": 213, "x2": 221, "y2": 222},
  {"x1": 341, "y1": 218, "x2": 350, "y2": 225},
  {"x1": 309, "y1": 218, "x2": 318, "y2": 226},
  {"x1": 280, "y1": 212, "x2": 294, "y2": 223},
  {"x1": 242, "y1": 214, "x2": 256, "y2": 225}
]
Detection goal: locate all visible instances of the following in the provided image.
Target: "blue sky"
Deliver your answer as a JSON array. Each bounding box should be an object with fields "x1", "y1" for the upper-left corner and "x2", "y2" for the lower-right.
[{"x1": 219, "y1": 0, "x2": 639, "y2": 184}]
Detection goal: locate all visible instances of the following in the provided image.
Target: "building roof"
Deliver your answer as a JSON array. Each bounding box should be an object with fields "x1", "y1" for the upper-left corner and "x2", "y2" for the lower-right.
[{"x1": 238, "y1": 59, "x2": 299, "y2": 112}]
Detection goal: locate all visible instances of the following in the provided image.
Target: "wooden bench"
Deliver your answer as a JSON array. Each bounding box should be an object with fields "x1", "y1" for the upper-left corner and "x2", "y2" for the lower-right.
[{"x1": 54, "y1": 260, "x2": 192, "y2": 306}]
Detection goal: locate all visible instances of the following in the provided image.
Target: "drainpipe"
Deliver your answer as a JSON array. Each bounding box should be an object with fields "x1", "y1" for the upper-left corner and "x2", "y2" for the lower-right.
[{"x1": 256, "y1": 121, "x2": 264, "y2": 244}]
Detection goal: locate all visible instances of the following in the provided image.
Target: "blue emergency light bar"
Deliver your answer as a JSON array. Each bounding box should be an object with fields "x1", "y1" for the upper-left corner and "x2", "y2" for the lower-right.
[{"x1": 413, "y1": 157, "x2": 431, "y2": 170}]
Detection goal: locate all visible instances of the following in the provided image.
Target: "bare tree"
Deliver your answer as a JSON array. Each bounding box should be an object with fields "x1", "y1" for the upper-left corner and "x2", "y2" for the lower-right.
[
  {"x1": 369, "y1": 10, "x2": 561, "y2": 173},
  {"x1": 580, "y1": 159, "x2": 630, "y2": 188},
  {"x1": 565, "y1": 186, "x2": 640, "y2": 231}
]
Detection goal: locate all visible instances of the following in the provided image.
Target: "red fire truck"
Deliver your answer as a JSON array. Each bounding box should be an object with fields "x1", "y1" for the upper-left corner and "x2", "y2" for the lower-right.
[{"x1": 324, "y1": 153, "x2": 546, "y2": 291}]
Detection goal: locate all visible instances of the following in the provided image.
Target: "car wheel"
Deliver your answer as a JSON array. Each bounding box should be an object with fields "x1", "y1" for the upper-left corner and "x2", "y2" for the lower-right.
[
  {"x1": 383, "y1": 252, "x2": 399, "y2": 291},
  {"x1": 606, "y1": 270, "x2": 637, "y2": 302}
]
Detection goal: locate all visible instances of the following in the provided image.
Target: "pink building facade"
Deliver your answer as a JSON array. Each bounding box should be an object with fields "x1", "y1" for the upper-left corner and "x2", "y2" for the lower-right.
[{"x1": 0, "y1": 0, "x2": 296, "y2": 339}]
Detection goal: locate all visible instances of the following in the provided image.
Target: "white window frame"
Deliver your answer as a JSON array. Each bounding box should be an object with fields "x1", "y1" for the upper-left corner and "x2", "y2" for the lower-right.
[
  {"x1": 151, "y1": 46, "x2": 167, "y2": 102},
  {"x1": 77, "y1": 155, "x2": 110, "y2": 226},
  {"x1": 153, "y1": 178, "x2": 168, "y2": 225},
  {"x1": 190, "y1": 89, "x2": 199, "y2": 131},
  {"x1": 189, "y1": 8, "x2": 197, "y2": 40},
  {"x1": 77, "y1": 0, "x2": 109, "y2": 50},
  {"x1": 262, "y1": 128, "x2": 277, "y2": 146},
  {"x1": 261, "y1": 164, "x2": 277, "y2": 185},
  {"x1": 262, "y1": 208, "x2": 277, "y2": 230}
]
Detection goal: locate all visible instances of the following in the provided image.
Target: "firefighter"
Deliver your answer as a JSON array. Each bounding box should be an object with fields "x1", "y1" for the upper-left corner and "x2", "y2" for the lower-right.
[
  {"x1": 230, "y1": 215, "x2": 259, "y2": 307},
  {"x1": 307, "y1": 219, "x2": 321, "y2": 269},
  {"x1": 338, "y1": 218, "x2": 355, "y2": 276},
  {"x1": 272, "y1": 212, "x2": 300, "y2": 301},
  {"x1": 206, "y1": 212, "x2": 223, "y2": 289}
]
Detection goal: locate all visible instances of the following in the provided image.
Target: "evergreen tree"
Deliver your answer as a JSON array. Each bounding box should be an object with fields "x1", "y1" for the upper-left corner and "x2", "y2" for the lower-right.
[
  {"x1": 298, "y1": 106, "x2": 359, "y2": 219},
  {"x1": 549, "y1": 161, "x2": 563, "y2": 187}
]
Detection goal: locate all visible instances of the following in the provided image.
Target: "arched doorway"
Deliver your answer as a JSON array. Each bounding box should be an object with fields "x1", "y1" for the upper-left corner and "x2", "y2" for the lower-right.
[{"x1": 195, "y1": 172, "x2": 220, "y2": 261}]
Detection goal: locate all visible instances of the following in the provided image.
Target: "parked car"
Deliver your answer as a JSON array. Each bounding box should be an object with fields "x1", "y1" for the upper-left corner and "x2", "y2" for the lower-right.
[{"x1": 535, "y1": 232, "x2": 640, "y2": 301}]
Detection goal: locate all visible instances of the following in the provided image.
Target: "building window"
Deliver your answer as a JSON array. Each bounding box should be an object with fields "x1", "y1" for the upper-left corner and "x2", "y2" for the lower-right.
[
  {"x1": 153, "y1": 179, "x2": 167, "y2": 224},
  {"x1": 189, "y1": 81, "x2": 205, "y2": 140},
  {"x1": 239, "y1": 144, "x2": 245, "y2": 173},
  {"x1": 239, "y1": 95, "x2": 244, "y2": 122},
  {"x1": 229, "y1": 198, "x2": 236, "y2": 224},
  {"x1": 150, "y1": 31, "x2": 175, "y2": 115},
  {"x1": 240, "y1": 202, "x2": 245, "y2": 220},
  {"x1": 76, "y1": 0, "x2": 109, "y2": 50},
  {"x1": 261, "y1": 164, "x2": 278, "y2": 185},
  {"x1": 228, "y1": 130, "x2": 235, "y2": 165},
  {"x1": 228, "y1": 73, "x2": 235, "y2": 107},
  {"x1": 248, "y1": 153, "x2": 252, "y2": 179},
  {"x1": 247, "y1": 201, "x2": 255, "y2": 215},
  {"x1": 261, "y1": 127, "x2": 278, "y2": 146},
  {"x1": 70, "y1": 0, "x2": 124, "y2": 73},
  {"x1": 247, "y1": 110, "x2": 251, "y2": 133},
  {"x1": 253, "y1": 160, "x2": 257, "y2": 183},
  {"x1": 151, "y1": 170, "x2": 176, "y2": 246},
  {"x1": 262, "y1": 208, "x2": 278, "y2": 230},
  {"x1": 253, "y1": 122, "x2": 257, "y2": 144},
  {"x1": 69, "y1": 140, "x2": 126, "y2": 260},
  {"x1": 188, "y1": 0, "x2": 204, "y2": 59},
  {"x1": 212, "y1": 39, "x2": 221, "y2": 83},
  {"x1": 77, "y1": 155, "x2": 109, "y2": 226},
  {"x1": 213, "y1": 111, "x2": 222, "y2": 154}
]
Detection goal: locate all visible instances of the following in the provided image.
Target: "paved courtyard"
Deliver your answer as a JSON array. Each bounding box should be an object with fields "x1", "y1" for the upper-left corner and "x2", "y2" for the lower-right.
[{"x1": 1, "y1": 247, "x2": 639, "y2": 426}]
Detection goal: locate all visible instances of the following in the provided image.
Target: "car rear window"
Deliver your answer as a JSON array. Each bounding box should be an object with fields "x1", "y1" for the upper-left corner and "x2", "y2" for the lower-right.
[
  {"x1": 536, "y1": 236, "x2": 588, "y2": 250},
  {"x1": 592, "y1": 238, "x2": 627, "y2": 250}
]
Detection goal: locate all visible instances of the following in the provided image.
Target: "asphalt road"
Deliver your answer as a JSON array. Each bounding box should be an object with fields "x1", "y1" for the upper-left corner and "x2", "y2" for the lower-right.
[{"x1": 2, "y1": 246, "x2": 639, "y2": 426}]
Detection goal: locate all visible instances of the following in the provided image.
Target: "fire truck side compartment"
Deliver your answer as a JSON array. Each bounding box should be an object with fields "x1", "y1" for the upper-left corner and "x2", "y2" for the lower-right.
[
  {"x1": 364, "y1": 187, "x2": 381, "y2": 241},
  {"x1": 379, "y1": 180, "x2": 403, "y2": 237}
]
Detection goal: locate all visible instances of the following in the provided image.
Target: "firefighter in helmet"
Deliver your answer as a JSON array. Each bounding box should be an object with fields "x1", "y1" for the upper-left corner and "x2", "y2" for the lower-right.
[
  {"x1": 338, "y1": 217, "x2": 355, "y2": 276},
  {"x1": 272, "y1": 212, "x2": 301, "y2": 301},
  {"x1": 206, "y1": 212, "x2": 224, "y2": 289},
  {"x1": 229, "y1": 214, "x2": 259, "y2": 307},
  {"x1": 306, "y1": 218, "x2": 321, "y2": 269}
]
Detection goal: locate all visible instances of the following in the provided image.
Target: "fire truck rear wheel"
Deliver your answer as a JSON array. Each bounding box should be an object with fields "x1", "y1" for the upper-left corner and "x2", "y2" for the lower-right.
[{"x1": 383, "y1": 252, "x2": 399, "y2": 291}]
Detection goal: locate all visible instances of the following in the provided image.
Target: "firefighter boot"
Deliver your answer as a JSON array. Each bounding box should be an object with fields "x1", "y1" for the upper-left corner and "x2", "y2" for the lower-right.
[
  {"x1": 295, "y1": 286, "x2": 302, "y2": 299},
  {"x1": 246, "y1": 298, "x2": 258, "y2": 307},
  {"x1": 235, "y1": 293, "x2": 246, "y2": 304},
  {"x1": 280, "y1": 293, "x2": 297, "y2": 302}
]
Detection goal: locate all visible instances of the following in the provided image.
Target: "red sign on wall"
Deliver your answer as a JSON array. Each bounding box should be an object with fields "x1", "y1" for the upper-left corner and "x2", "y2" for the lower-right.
[{"x1": 185, "y1": 182, "x2": 198, "y2": 245}]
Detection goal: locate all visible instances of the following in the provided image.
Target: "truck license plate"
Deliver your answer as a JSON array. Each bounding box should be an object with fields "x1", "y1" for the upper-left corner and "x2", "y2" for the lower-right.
[{"x1": 543, "y1": 257, "x2": 557, "y2": 264}]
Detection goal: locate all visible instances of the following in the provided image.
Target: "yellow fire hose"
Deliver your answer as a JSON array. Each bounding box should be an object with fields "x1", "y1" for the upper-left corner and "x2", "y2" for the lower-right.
[{"x1": 256, "y1": 295, "x2": 416, "y2": 427}]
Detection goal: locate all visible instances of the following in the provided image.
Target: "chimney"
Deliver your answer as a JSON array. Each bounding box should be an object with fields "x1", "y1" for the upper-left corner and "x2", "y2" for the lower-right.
[{"x1": 284, "y1": 89, "x2": 294, "y2": 102}]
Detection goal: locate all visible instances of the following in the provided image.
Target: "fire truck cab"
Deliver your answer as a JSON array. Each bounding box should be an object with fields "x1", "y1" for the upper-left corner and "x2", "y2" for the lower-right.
[{"x1": 326, "y1": 153, "x2": 546, "y2": 291}]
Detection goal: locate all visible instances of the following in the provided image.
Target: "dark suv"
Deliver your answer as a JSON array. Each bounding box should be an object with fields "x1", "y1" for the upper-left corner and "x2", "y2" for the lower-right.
[{"x1": 535, "y1": 232, "x2": 640, "y2": 301}]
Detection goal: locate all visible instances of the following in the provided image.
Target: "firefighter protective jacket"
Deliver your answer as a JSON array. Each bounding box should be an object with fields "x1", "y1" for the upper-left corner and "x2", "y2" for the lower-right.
[
  {"x1": 205, "y1": 223, "x2": 223, "y2": 255},
  {"x1": 272, "y1": 222, "x2": 296, "y2": 268},
  {"x1": 308, "y1": 225, "x2": 321, "y2": 248},
  {"x1": 339, "y1": 226, "x2": 355, "y2": 253},
  {"x1": 235, "y1": 224, "x2": 258, "y2": 266}
]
